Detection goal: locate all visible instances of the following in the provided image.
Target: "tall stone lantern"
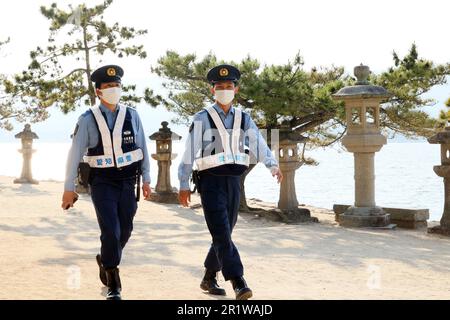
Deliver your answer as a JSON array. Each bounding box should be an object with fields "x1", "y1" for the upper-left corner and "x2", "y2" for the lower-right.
[
  {"x1": 148, "y1": 121, "x2": 182, "y2": 203},
  {"x1": 332, "y1": 64, "x2": 391, "y2": 228},
  {"x1": 278, "y1": 124, "x2": 306, "y2": 210},
  {"x1": 14, "y1": 124, "x2": 39, "y2": 184},
  {"x1": 427, "y1": 127, "x2": 450, "y2": 236},
  {"x1": 275, "y1": 124, "x2": 315, "y2": 223}
]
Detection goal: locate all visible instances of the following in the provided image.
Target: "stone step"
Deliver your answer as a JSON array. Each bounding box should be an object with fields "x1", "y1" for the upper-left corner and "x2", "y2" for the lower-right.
[{"x1": 333, "y1": 204, "x2": 429, "y2": 229}]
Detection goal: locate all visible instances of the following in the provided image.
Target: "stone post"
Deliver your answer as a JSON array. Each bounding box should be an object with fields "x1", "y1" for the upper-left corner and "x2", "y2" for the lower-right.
[
  {"x1": 14, "y1": 124, "x2": 39, "y2": 184},
  {"x1": 148, "y1": 121, "x2": 182, "y2": 203},
  {"x1": 428, "y1": 127, "x2": 450, "y2": 235},
  {"x1": 278, "y1": 125, "x2": 304, "y2": 210},
  {"x1": 276, "y1": 124, "x2": 315, "y2": 223},
  {"x1": 332, "y1": 64, "x2": 392, "y2": 228}
]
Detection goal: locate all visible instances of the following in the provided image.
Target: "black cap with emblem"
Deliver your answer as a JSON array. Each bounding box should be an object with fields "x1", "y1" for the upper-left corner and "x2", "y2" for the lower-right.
[
  {"x1": 207, "y1": 64, "x2": 241, "y2": 84},
  {"x1": 90, "y1": 65, "x2": 124, "y2": 88}
]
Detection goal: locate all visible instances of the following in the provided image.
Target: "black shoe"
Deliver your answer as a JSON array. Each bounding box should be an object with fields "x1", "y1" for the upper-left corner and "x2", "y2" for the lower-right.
[
  {"x1": 200, "y1": 269, "x2": 226, "y2": 296},
  {"x1": 231, "y1": 276, "x2": 253, "y2": 300},
  {"x1": 96, "y1": 254, "x2": 107, "y2": 286},
  {"x1": 105, "y1": 267, "x2": 122, "y2": 300}
]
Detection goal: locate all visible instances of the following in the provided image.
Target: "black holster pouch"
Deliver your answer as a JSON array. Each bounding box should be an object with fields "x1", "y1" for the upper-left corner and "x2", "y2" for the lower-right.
[
  {"x1": 78, "y1": 162, "x2": 91, "y2": 187},
  {"x1": 191, "y1": 170, "x2": 201, "y2": 194}
]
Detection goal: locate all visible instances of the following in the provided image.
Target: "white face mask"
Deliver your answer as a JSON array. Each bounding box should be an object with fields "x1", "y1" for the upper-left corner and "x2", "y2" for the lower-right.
[
  {"x1": 215, "y1": 89, "x2": 235, "y2": 105},
  {"x1": 99, "y1": 87, "x2": 122, "y2": 105}
]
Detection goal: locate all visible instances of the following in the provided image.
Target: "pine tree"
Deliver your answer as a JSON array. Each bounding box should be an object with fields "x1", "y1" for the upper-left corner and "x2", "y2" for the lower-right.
[
  {"x1": 2, "y1": 0, "x2": 153, "y2": 131},
  {"x1": 148, "y1": 45, "x2": 450, "y2": 211}
]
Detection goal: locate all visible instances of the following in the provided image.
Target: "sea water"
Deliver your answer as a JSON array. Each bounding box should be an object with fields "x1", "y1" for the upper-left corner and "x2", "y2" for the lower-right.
[{"x1": 0, "y1": 141, "x2": 443, "y2": 221}]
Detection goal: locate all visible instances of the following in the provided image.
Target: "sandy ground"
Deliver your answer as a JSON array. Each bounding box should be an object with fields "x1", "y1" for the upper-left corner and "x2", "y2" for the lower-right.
[{"x1": 0, "y1": 175, "x2": 450, "y2": 300}]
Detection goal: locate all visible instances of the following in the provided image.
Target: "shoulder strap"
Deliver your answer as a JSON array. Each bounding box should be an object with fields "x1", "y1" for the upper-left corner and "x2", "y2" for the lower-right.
[
  {"x1": 90, "y1": 106, "x2": 113, "y2": 156},
  {"x1": 240, "y1": 111, "x2": 246, "y2": 130},
  {"x1": 112, "y1": 105, "x2": 127, "y2": 156},
  {"x1": 205, "y1": 106, "x2": 227, "y2": 132},
  {"x1": 205, "y1": 106, "x2": 232, "y2": 156},
  {"x1": 231, "y1": 108, "x2": 242, "y2": 156}
]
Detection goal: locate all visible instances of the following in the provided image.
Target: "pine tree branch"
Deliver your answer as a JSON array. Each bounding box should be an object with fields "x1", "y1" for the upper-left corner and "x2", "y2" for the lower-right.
[{"x1": 56, "y1": 68, "x2": 86, "y2": 81}]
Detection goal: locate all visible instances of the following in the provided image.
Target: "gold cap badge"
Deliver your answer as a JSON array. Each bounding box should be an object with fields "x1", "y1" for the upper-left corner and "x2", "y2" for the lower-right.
[
  {"x1": 219, "y1": 68, "x2": 229, "y2": 77},
  {"x1": 107, "y1": 68, "x2": 116, "y2": 76}
]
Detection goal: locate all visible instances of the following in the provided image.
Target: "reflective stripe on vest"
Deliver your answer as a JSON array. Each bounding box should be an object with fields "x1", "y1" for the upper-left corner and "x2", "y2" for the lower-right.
[
  {"x1": 83, "y1": 105, "x2": 143, "y2": 168},
  {"x1": 194, "y1": 106, "x2": 250, "y2": 171}
]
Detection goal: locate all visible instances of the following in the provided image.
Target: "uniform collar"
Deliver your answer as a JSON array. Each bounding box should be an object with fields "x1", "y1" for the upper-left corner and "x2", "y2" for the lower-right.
[
  {"x1": 99, "y1": 103, "x2": 119, "y2": 114},
  {"x1": 213, "y1": 103, "x2": 235, "y2": 116}
]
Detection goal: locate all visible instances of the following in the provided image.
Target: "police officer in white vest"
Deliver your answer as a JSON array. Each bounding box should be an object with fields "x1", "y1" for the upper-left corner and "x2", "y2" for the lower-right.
[
  {"x1": 178, "y1": 64, "x2": 283, "y2": 300},
  {"x1": 61, "y1": 65, "x2": 151, "y2": 300}
]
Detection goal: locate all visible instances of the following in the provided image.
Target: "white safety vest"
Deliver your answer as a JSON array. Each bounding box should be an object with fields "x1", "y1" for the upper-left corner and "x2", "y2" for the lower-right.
[
  {"x1": 83, "y1": 105, "x2": 143, "y2": 169},
  {"x1": 195, "y1": 106, "x2": 250, "y2": 171}
]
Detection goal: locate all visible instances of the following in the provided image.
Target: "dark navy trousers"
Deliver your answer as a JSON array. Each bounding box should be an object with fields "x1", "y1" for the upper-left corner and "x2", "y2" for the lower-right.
[
  {"x1": 90, "y1": 176, "x2": 137, "y2": 269},
  {"x1": 200, "y1": 173, "x2": 244, "y2": 280}
]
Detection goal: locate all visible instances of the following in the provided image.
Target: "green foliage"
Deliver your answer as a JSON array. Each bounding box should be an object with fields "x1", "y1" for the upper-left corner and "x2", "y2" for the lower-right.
[
  {"x1": 439, "y1": 96, "x2": 450, "y2": 125},
  {"x1": 373, "y1": 44, "x2": 450, "y2": 137},
  {"x1": 1, "y1": 37, "x2": 48, "y2": 130},
  {"x1": 149, "y1": 50, "x2": 349, "y2": 147},
  {"x1": 149, "y1": 44, "x2": 450, "y2": 148},
  {"x1": 2, "y1": 0, "x2": 149, "y2": 131}
]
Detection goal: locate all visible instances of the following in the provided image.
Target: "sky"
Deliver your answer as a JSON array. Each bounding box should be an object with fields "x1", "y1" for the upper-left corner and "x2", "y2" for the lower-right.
[{"x1": 0, "y1": 0, "x2": 449, "y2": 143}]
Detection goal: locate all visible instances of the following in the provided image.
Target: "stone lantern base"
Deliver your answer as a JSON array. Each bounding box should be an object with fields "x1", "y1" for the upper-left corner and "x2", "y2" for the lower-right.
[
  {"x1": 148, "y1": 190, "x2": 179, "y2": 204},
  {"x1": 338, "y1": 206, "x2": 392, "y2": 228},
  {"x1": 277, "y1": 207, "x2": 318, "y2": 224},
  {"x1": 13, "y1": 177, "x2": 39, "y2": 185},
  {"x1": 428, "y1": 226, "x2": 450, "y2": 236},
  {"x1": 248, "y1": 206, "x2": 318, "y2": 224}
]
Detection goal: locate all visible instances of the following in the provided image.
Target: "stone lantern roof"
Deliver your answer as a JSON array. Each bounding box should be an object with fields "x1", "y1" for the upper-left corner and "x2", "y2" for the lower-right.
[
  {"x1": 428, "y1": 127, "x2": 450, "y2": 144},
  {"x1": 15, "y1": 124, "x2": 39, "y2": 140},
  {"x1": 333, "y1": 64, "x2": 391, "y2": 100},
  {"x1": 279, "y1": 124, "x2": 307, "y2": 144},
  {"x1": 149, "y1": 121, "x2": 181, "y2": 141}
]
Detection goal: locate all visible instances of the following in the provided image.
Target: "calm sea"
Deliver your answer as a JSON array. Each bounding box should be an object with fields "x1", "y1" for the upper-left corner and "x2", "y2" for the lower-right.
[{"x1": 0, "y1": 141, "x2": 444, "y2": 221}]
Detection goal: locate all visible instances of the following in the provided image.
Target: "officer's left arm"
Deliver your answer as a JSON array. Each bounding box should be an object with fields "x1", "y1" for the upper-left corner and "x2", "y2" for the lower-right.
[
  {"x1": 245, "y1": 116, "x2": 279, "y2": 169},
  {"x1": 245, "y1": 116, "x2": 283, "y2": 183},
  {"x1": 134, "y1": 111, "x2": 151, "y2": 186}
]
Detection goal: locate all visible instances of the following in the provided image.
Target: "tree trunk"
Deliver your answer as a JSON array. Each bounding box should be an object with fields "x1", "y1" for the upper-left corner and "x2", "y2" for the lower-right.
[
  {"x1": 82, "y1": 25, "x2": 95, "y2": 106},
  {"x1": 239, "y1": 164, "x2": 257, "y2": 212}
]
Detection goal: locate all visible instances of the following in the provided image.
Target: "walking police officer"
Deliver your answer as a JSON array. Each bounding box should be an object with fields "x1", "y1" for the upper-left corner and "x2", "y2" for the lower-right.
[
  {"x1": 178, "y1": 64, "x2": 283, "y2": 300},
  {"x1": 61, "y1": 65, "x2": 151, "y2": 300}
]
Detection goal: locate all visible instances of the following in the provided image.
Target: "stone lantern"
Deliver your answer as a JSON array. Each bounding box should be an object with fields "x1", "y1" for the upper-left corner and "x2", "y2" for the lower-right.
[
  {"x1": 14, "y1": 124, "x2": 39, "y2": 184},
  {"x1": 276, "y1": 124, "x2": 315, "y2": 222},
  {"x1": 278, "y1": 124, "x2": 306, "y2": 209},
  {"x1": 148, "y1": 121, "x2": 182, "y2": 203},
  {"x1": 332, "y1": 64, "x2": 392, "y2": 228},
  {"x1": 427, "y1": 127, "x2": 450, "y2": 236}
]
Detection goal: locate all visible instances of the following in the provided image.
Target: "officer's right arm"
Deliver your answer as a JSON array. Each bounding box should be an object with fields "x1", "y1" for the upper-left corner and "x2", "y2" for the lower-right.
[
  {"x1": 178, "y1": 114, "x2": 203, "y2": 191},
  {"x1": 64, "y1": 115, "x2": 90, "y2": 192}
]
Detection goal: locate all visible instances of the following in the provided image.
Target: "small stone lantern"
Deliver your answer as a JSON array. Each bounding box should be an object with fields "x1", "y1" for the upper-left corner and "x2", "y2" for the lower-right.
[
  {"x1": 332, "y1": 64, "x2": 392, "y2": 228},
  {"x1": 148, "y1": 121, "x2": 182, "y2": 203},
  {"x1": 427, "y1": 126, "x2": 450, "y2": 235},
  {"x1": 14, "y1": 124, "x2": 39, "y2": 184},
  {"x1": 276, "y1": 124, "x2": 315, "y2": 223}
]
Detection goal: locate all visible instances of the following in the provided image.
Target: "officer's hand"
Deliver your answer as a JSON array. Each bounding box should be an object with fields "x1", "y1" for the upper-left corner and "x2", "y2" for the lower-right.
[
  {"x1": 61, "y1": 191, "x2": 78, "y2": 211},
  {"x1": 178, "y1": 190, "x2": 191, "y2": 207},
  {"x1": 142, "y1": 182, "x2": 151, "y2": 200},
  {"x1": 271, "y1": 167, "x2": 283, "y2": 184}
]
